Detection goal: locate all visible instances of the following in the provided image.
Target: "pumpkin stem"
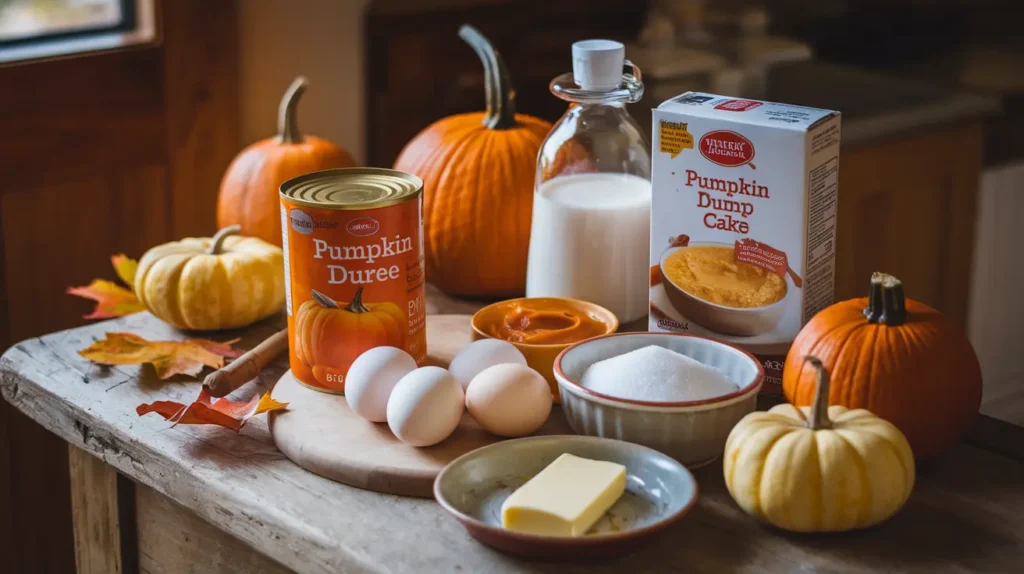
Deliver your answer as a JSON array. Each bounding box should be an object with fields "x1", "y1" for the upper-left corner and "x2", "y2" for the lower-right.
[
  {"x1": 206, "y1": 225, "x2": 242, "y2": 255},
  {"x1": 458, "y1": 24, "x2": 518, "y2": 130},
  {"x1": 344, "y1": 287, "x2": 371, "y2": 313},
  {"x1": 863, "y1": 272, "x2": 907, "y2": 326},
  {"x1": 805, "y1": 356, "x2": 832, "y2": 430},
  {"x1": 310, "y1": 289, "x2": 340, "y2": 309},
  {"x1": 278, "y1": 76, "x2": 308, "y2": 144}
]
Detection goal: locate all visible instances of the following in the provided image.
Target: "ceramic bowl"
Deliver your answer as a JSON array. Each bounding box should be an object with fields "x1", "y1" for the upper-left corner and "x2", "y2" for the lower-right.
[
  {"x1": 434, "y1": 435, "x2": 697, "y2": 560},
  {"x1": 659, "y1": 241, "x2": 789, "y2": 336},
  {"x1": 554, "y1": 332, "x2": 763, "y2": 467},
  {"x1": 471, "y1": 297, "x2": 618, "y2": 403}
]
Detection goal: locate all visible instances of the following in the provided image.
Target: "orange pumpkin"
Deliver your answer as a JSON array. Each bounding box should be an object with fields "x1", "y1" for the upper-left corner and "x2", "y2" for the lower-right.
[
  {"x1": 217, "y1": 77, "x2": 356, "y2": 246},
  {"x1": 294, "y1": 288, "x2": 406, "y2": 392},
  {"x1": 783, "y1": 272, "x2": 982, "y2": 459},
  {"x1": 392, "y1": 25, "x2": 551, "y2": 298}
]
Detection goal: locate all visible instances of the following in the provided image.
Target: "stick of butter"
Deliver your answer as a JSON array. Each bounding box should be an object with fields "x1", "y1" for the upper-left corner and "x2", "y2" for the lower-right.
[{"x1": 501, "y1": 453, "x2": 627, "y2": 536}]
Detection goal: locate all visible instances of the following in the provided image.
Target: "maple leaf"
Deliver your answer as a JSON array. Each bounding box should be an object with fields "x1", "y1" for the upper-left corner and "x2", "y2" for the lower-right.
[
  {"x1": 137, "y1": 387, "x2": 288, "y2": 432},
  {"x1": 68, "y1": 254, "x2": 143, "y2": 319},
  {"x1": 66, "y1": 280, "x2": 146, "y2": 319},
  {"x1": 78, "y1": 333, "x2": 241, "y2": 379},
  {"x1": 111, "y1": 254, "x2": 138, "y2": 286},
  {"x1": 191, "y1": 338, "x2": 245, "y2": 360}
]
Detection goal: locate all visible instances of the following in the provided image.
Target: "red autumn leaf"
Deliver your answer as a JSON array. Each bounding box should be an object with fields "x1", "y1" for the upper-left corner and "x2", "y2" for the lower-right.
[
  {"x1": 68, "y1": 254, "x2": 144, "y2": 319},
  {"x1": 137, "y1": 387, "x2": 288, "y2": 432},
  {"x1": 78, "y1": 332, "x2": 241, "y2": 379}
]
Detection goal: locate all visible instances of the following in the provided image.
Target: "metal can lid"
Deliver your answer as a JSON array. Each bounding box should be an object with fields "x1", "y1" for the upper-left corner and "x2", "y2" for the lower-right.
[{"x1": 280, "y1": 167, "x2": 423, "y2": 210}]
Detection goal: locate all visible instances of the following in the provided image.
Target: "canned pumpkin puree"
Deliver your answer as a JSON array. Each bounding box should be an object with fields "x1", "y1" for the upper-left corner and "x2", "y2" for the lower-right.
[{"x1": 280, "y1": 168, "x2": 426, "y2": 393}]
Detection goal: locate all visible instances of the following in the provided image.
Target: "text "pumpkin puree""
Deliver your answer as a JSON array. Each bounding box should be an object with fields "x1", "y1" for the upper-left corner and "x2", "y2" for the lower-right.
[
  {"x1": 483, "y1": 301, "x2": 609, "y2": 345},
  {"x1": 663, "y1": 245, "x2": 786, "y2": 308}
]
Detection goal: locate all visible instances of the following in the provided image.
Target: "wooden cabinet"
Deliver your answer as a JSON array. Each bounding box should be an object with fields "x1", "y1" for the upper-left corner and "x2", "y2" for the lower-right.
[
  {"x1": 836, "y1": 123, "x2": 983, "y2": 327},
  {"x1": 365, "y1": 0, "x2": 647, "y2": 166}
]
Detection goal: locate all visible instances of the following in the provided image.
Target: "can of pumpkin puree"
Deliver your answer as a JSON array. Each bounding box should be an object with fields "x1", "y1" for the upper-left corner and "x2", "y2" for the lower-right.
[{"x1": 280, "y1": 168, "x2": 426, "y2": 393}]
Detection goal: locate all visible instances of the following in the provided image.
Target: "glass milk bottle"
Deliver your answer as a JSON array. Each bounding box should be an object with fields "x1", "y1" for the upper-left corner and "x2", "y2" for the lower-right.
[{"x1": 526, "y1": 40, "x2": 652, "y2": 323}]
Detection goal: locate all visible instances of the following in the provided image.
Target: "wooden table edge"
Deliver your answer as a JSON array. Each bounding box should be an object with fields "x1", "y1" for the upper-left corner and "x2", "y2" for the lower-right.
[{"x1": 0, "y1": 347, "x2": 346, "y2": 574}]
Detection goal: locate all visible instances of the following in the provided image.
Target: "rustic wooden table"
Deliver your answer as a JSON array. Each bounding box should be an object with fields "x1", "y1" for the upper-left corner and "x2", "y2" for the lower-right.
[{"x1": 2, "y1": 287, "x2": 1023, "y2": 573}]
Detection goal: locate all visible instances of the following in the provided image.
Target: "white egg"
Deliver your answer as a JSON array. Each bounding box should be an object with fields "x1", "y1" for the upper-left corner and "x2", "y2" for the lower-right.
[
  {"x1": 449, "y1": 339, "x2": 527, "y2": 391},
  {"x1": 387, "y1": 366, "x2": 465, "y2": 447},
  {"x1": 466, "y1": 363, "x2": 552, "y2": 437},
  {"x1": 345, "y1": 347, "x2": 418, "y2": 422}
]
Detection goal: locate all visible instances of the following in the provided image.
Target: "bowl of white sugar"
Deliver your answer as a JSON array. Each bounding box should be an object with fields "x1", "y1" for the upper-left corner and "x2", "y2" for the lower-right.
[{"x1": 553, "y1": 332, "x2": 763, "y2": 467}]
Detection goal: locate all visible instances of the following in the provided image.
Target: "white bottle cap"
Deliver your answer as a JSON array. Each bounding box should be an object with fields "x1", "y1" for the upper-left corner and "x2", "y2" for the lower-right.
[{"x1": 572, "y1": 39, "x2": 625, "y2": 91}]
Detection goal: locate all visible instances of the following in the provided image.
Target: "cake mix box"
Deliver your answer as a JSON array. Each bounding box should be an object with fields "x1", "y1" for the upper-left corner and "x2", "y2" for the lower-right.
[{"x1": 649, "y1": 93, "x2": 840, "y2": 395}]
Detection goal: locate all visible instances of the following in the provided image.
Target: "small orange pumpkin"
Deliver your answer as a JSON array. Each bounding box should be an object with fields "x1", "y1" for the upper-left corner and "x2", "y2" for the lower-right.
[
  {"x1": 294, "y1": 288, "x2": 406, "y2": 392},
  {"x1": 392, "y1": 25, "x2": 552, "y2": 298},
  {"x1": 217, "y1": 77, "x2": 356, "y2": 246},
  {"x1": 783, "y1": 272, "x2": 982, "y2": 459}
]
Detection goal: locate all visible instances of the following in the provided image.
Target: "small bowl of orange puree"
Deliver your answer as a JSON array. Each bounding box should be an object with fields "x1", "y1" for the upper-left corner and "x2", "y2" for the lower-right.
[{"x1": 471, "y1": 298, "x2": 618, "y2": 402}]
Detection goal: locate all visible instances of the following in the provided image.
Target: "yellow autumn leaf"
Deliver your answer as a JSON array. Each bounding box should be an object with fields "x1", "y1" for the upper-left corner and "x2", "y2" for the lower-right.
[
  {"x1": 79, "y1": 332, "x2": 242, "y2": 379},
  {"x1": 67, "y1": 280, "x2": 146, "y2": 319},
  {"x1": 111, "y1": 254, "x2": 138, "y2": 287},
  {"x1": 68, "y1": 254, "x2": 142, "y2": 319}
]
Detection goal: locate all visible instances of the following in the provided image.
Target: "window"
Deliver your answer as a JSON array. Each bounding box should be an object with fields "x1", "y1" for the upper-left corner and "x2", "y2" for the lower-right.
[{"x1": 0, "y1": 0, "x2": 155, "y2": 63}]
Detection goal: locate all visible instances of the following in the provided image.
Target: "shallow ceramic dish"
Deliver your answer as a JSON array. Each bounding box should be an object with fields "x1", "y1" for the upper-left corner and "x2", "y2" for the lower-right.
[
  {"x1": 434, "y1": 435, "x2": 697, "y2": 560},
  {"x1": 659, "y1": 241, "x2": 790, "y2": 336},
  {"x1": 471, "y1": 297, "x2": 618, "y2": 403},
  {"x1": 555, "y1": 332, "x2": 763, "y2": 467}
]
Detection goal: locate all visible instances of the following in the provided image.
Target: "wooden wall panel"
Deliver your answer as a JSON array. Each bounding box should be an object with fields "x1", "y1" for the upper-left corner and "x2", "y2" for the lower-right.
[
  {"x1": 1, "y1": 165, "x2": 170, "y2": 340},
  {"x1": 4, "y1": 402, "x2": 76, "y2": 573},
  {"x1": 941, "y1": 124, "x2": 984, "y2": 326},
  {"x1": 836, "y1": 123, "x2": 983, "y2": 327},
  {"x1": 0, "y1": 48, "x2": 167, "y2": 191},
  {"x1": 0, "y1": 402, "x2": 13, "y2": 571},
  {"x1": 162, "y1": 0, "x2": 241, "y2": 238}
]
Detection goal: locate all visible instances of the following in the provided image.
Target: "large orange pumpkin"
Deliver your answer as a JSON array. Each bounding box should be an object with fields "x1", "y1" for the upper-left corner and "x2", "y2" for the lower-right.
[
  {"x1": 294, "y1": 288, "x2": 406, "y2": 392},
  {"x1": 217, "y1": 77, "x2": 356, "y2": 246},
  {"x1": 783, "y1": 272, "x2": 982, "y2": 459},
  {"x1": 392, "y1": 25, "x2": 551, "y2": 297}
]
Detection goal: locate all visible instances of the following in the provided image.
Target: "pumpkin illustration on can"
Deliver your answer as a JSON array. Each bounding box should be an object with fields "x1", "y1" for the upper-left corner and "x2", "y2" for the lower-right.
[{"x1": 281, "y1": 168, "x2": 427, "y2": 393}]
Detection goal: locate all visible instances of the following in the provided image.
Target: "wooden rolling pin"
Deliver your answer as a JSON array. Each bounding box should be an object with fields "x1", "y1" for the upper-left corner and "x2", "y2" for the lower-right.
[{"x1": 204, "y1": 329, "x2": 289, "y2": 397}]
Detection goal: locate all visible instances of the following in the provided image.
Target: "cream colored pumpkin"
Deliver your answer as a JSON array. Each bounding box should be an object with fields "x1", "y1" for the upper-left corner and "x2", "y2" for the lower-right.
[
  {"x1": 134, "y1": 226, "x2": 285, "y2": 330},
  {"x1": 724, "y1": 357, "x2": 914, "y2": 532}
]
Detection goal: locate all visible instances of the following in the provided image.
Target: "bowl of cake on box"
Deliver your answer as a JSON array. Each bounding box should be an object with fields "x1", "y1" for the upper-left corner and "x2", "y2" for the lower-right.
[
  {"x1": 554, "y1": 332, "x2": 764, "y2": 467},
  {"x1": 658, "y1": 241, "x2": 792, "y2": 337}
]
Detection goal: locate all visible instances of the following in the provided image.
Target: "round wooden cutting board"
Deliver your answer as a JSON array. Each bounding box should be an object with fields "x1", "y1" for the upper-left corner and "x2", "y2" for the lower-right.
[{"x1": 269, "y1": 314, "x2": 571, "y2": 498}]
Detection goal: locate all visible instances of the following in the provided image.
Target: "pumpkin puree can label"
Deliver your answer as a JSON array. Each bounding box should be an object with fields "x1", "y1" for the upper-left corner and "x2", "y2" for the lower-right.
[
  {"x1": 650, "y1": 93, "x2": 841, "y2": 395},
  {"x1": 280, "y1": 168, "x2": 426, "y2": 394}
]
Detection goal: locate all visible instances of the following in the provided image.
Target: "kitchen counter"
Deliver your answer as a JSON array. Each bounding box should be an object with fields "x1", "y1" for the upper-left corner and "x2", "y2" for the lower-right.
[
  {"x1": 637, "y1": 60, "x2": 1000, "y2": 147},
  {"x1": 2, "y1": 292, "x2": 1023, "y2": 573},
  {"x1": 765, "y1": 62, "x2": 1000, "y2": 145}
]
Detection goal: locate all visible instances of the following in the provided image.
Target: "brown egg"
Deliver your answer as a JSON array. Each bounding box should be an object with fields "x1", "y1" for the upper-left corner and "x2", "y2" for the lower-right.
[{"x1": 466, "y1": 364, "x2": 552, "y2": 437}]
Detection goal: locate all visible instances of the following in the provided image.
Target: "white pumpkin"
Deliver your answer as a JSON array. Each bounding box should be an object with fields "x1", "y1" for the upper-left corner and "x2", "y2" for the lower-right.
[{"x1": 724, "y1": 357, "x2": 915, "y2": 532}]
